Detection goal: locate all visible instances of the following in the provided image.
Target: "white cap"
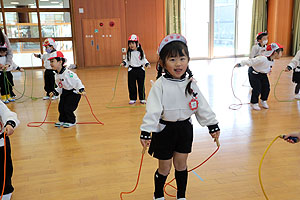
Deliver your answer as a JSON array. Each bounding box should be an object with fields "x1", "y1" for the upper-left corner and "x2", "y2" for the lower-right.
[
  {"x1": 263, "y1": 43, "x2": 283, "y2": 56},
  {"x1": 158, "y1": 34, "x2": 187, "y2": 54},
  {"x1": 43, "y1": 38, "x2": 57, "y2": 50}
]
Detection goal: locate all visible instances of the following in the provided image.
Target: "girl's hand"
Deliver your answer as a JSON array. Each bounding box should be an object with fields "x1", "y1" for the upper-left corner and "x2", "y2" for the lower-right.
[
  {"x1": 234, "y1": 63, "x2": 241, "y2": 68},
  {"x1": 19, "y1": 68, "x2": 24, "y2": 72},
  {"x1": 120, "y1": 63, "x2": 124, "y2": 67},
  {"x1": 283, "y1": 133, "x2": 300, "y2": 144},
  {"x1": 49, "y1": 92, "x2": 54, "y2": 98},
  {"x1": 0, "y1": 64, "x2": 4, "y2": 69},
  {"x1": 80, "y1": 91, "x2": 86, "y2": 96},
  {"x1": 4, "y1": 125, "x2": 14, "y2": 136},
  {"x1": 147, "y1": 65, "x2": 151, "y2": 69},
  {"x1": 140, "y1": 139, "x2": 151, "y2": 148},
  {"x1": 210, "y1": 130, "x2": 220, "y2": 143},
  {"x1": 284, "y1": 66, "x2": 291, "y2": 72}
]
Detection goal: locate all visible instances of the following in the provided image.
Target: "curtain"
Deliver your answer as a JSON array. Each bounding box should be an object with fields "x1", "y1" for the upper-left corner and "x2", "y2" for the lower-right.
[
  {"x1": 166, "y1": 0, "x2": 181, "y2": 34},
  {"x1": 292, "y1": 0, "x2": 300, "y2": 55},
  {"x1": 250, "y1": 0, "x2": 268, "y2": 49}
]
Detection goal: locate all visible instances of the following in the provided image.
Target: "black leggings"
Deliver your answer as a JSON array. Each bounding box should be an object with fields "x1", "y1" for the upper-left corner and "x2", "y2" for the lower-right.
[{"x1": 248, "y1": 67, "x2": 270, "y2": 104}]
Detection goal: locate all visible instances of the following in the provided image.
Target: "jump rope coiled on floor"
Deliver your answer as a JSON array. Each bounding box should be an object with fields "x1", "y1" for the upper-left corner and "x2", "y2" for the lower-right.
[
  {"x1": 229, "y1": 66, "x2": 250, "y2": 110},
  {"x1": 120, "y1": 139, "x2": 220, "y2": 200},
  {"x1": 27, "y1": 95, "x2": 104, "y2": 127}
]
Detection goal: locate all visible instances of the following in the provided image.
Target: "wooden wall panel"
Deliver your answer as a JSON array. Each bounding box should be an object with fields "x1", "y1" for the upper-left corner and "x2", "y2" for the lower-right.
[
  {"x1": 72, "y1": 0, "x2": 165, "y2": 68},
  {"x1": 267, "y1": 0, "x2": 294, "y2": 56}
]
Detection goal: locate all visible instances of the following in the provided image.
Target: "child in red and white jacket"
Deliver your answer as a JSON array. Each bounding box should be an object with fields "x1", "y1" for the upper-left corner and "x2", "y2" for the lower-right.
[
  {"x1": 34, "y1": 38, "x2": 59, "y2": 100},
  {"x1": 250, "y1": 32, "x2": 268, "y2": 58},
  {"x1": 235, "y1": 43, "x2": 283, "y2": 110},
  {"x1": 48, "y1": 51, "x2": 86, "y2": 128}
]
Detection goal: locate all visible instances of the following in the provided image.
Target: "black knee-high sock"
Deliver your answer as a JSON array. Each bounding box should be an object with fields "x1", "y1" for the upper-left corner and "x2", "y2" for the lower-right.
[
  {"x1": 175, "y1": 169, "x2": 188, "y2": 198},
  {"x1": 154, "y1": 169, "x2": 168, "y2": 198}
]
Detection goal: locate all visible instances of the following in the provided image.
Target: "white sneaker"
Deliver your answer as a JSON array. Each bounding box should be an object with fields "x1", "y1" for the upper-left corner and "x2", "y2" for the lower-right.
[
  {"x1": 140, "y1": 100, "x2": 146, "y2": 104},
  {"x1": 55, "y1": 122, "x2": 64, "y2": 127},
  {"x1": 251, "y1": 103, "x2": 261, "y2": 110},
  {"x1": 153, "y1": 197, "x2": 165, "y2": 200},
  {"x1": 129, "y1": 100, "x2": 136, "y2": 104},
  {"x1": 295, "y1": 94, "x2": 300, "y2": 99},
  {"x1": 51, "y1": 96, "x2": 59, "y2": 100},
  {"x1": 63, "y1": 123, "x2": 76, "y2": 128},
  {"x1": 43, "y1": 96, "x2": 50, "y2": 100},
  {"x1": 2, "y1": 192, "x2": 12, "y2": 200},
  {"x1": 261, "y1": 101, "x2": 269, "y2": 109}
]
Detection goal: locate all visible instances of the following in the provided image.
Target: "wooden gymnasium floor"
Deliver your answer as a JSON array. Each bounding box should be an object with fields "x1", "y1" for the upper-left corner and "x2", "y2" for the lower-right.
[{"x1": 6, "y1": 56, "x2": 300, "y2": 200}]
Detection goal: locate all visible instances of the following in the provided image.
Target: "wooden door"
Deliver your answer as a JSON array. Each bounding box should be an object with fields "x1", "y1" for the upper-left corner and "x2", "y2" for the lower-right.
[{"x1": 82, "y1": 19, "x2": 98, "y2": 67}]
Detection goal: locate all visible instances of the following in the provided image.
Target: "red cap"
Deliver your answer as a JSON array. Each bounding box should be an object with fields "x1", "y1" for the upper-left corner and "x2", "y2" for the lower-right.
[
  {"x1": 128, "y1": 34, "x2": 139, "y2": 42},
  {"x1": 48, "y1": 51, "x2": 66, "y2": 62},
  {"x1": 264, "y1": 43, "x2": 283, "y2": 56},
  {"x1": 43, "y1": 38, "x2": 57, "y2": 49}
]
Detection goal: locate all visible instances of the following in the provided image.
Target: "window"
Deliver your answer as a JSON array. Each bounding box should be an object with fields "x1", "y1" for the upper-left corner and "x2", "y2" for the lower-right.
[{"x1": 0, "y1": 0, "x2": 73, "y2": 67}]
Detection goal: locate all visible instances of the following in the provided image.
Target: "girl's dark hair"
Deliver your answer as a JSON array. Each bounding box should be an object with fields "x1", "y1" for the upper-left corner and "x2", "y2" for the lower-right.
[
  {"x1": 156, "y1": 41, "x2": 194, "y2": 95},
  {"x1": 257, "y1": 32, "x2": 268, "y2": 41},
  {"x1": 0, "y1": 28, "x2": 5, "y2": 46},
  {"x1": 54, "y1": 57, "x2": 66, "y2": 66},
  {"x1": 127, "y1": 41, "x2": 144, "y2": 61},
  {"x1": 275, "y1": 48, "x2": 284, "y2": 53}
]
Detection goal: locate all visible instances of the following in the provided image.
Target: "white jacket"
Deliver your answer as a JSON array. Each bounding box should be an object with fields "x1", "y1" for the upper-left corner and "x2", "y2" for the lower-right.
[
  {"x1": 288, "y1": 50, "x2": 300, "y2": 69},
  {"x1": 0, "y1": 101, "x2": 20, "y2": 147},
  {"x1": 55, "y1": 67, "x2": 84, "y2": 94},
  {"x1": 240, "y1": 56, "x2": 274, "y2": 74},
  {"x1": 140, "y1": 76, "x2": 218, "y2": 133}
]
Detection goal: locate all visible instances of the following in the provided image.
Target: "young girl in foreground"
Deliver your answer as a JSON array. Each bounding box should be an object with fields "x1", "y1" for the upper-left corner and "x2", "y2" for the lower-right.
[{"x1": 140, "y1": 34, "x2": 220, "y2": 200}]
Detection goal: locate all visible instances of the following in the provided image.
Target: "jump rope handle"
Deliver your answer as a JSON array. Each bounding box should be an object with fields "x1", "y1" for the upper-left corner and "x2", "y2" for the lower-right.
[
  {"x1": 280, "y1": 134, "x2": 299, "y2": 143},
  {"x1": 215, "y1": 138, "x2": 220, "y2": 147},
  {"x1": 142, "y1": 146, "x2": 147, "y2": 154}
]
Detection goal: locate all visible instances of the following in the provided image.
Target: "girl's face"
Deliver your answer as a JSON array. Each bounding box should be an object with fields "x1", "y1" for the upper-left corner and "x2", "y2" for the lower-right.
[
  {"x1": 50, "y1": 58, "x2": 62, "y2": 70},
  {"x1": 45, "y1": 45, "x2": 53, "y2": 53},
  {"x1": 273, "y1": 51, "x2": 282, "y2": 59},
  {"x1": 259, "y1": 35, "x2": 268, "y2": 45},
  {"x1": 128, "y1": 42, "x2": 137, "y2": 50},
  {"x1": 163, "y1": 50, "x2": 189, "y2": 79},
  {"x1": 0, "y1": 50, "x2": 6, "y2": 57}
]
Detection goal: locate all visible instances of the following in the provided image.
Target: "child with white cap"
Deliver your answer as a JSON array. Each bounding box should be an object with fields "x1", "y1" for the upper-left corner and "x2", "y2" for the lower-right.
[
  {"x1": 235, "y1": 43, "x2": 284, "y2": 110},
  {"x1": 284, "y1": 50, "x2": 300, "y2": 99},
  {"x1": 120, "y1": 34, "x2": 150, "y2": 104},
  {"x1": 48, "y1": 51, "x2": 86, "y2": 128},
  {"x1": 34, "y1": 38, "x2": 59, "y2": 100},
  {"x1": 0, "y1": 43, "x2": 24, "y2": 103},
  {"x1": 140, "y1": 33, "x2": 220, "y2": 200},
  {"x1": 250, "y1": 32, "x2": 268, "y2": 58}
]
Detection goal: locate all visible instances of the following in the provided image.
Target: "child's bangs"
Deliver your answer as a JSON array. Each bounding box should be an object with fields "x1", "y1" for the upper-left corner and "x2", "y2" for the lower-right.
[{"x1": 163, "y1": 42, "x2": 189, "y2": 58}]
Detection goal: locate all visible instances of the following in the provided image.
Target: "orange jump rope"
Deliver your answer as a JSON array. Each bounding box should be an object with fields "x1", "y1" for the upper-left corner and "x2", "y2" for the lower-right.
[
  {"x1": 120, "y1": 139, "x2": 220, "y2": 199},
  {"x1": 27, "y1": 95, "x2": 104, "y2": 127}
]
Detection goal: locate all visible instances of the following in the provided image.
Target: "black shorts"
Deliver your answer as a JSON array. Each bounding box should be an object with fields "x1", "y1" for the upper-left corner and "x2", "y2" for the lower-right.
[
  {"x1": 292, "y1": 70, "x2": 300, "y2": 83},
  {"x1": 148, "y1": 118, "x2": 193, "y2": 160}
]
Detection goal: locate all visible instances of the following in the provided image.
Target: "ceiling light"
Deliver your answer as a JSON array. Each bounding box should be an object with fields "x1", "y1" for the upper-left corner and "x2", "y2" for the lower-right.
[
  {"x1": 40, "y1": 0, "x2": 49, "y2": 1},
  {"x1": 10, "y1": 2, "x2": 20, "y2": 4},
  {"x1": 51, "y1": 1, "x2": 59, "y2": 3}
]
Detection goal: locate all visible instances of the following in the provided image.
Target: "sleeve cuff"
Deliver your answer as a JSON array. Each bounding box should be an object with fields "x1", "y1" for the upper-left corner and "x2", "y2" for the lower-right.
[
  {"x1": 5, "y1": 120, "x2": 16, "y2": 128},
  {"x1": 122, "y1": 61, "x2": 126, "y2": 66},
  {"x1": 145, "y1": 63, "x2": 150, "y2": 67},
  {"x1": 79, "y1": 88, "x2": 85, "y2": 93},
  {"x1": 53, "y1": 90, "x2": 59, "y2": 96},
  {"x1": 287, "y1": 66, "x2": 292, "y2": 71},
  {"x1": 140, "y1": 131, "x2": 151, "y2": 140},
  {"x1": 207, "y1": 124, "x2": 220, "y2": 134}
]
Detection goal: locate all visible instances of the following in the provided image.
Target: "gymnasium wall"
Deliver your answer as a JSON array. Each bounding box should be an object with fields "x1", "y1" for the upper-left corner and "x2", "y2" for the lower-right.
[
  {"x1": 71, "y1": 0, "x2": 165, "y2": 68},
  {"x1": 267, "y1": 0, "x2": 294, "y2": 56}
]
